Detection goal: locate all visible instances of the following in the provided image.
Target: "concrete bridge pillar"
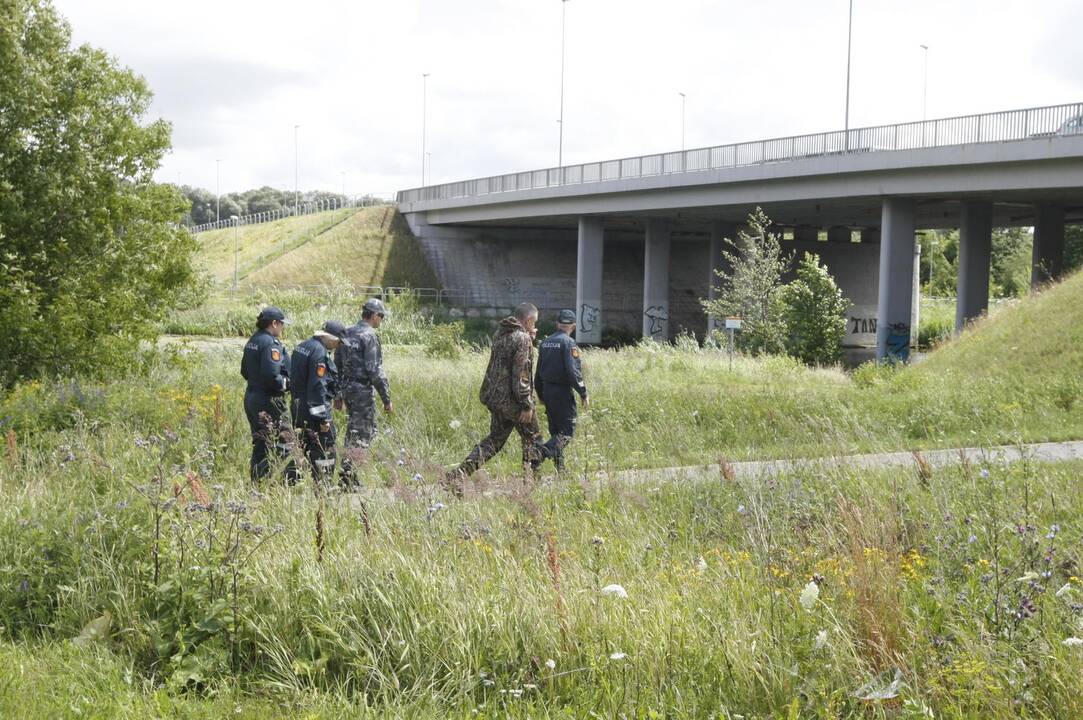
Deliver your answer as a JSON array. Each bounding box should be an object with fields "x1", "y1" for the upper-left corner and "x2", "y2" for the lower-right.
[
  {"x1": 876, "y1": 198, "x2": 916, "y2": 362},
  {"x1": 643, "y1": 218, "x2": 671, "y2": 340},
  {"x1": 1032, "y1": 205, "x2": 1066, "y2": 288},
  {"x1": 707, "y1": 221, "x2": 736, "y2": 332},
  {"x1": 955, "y1": 200, "x2": 992, "y2": 332},
  {"x1": 575, "y1": 216, "x2": 605, "y2": 344}
]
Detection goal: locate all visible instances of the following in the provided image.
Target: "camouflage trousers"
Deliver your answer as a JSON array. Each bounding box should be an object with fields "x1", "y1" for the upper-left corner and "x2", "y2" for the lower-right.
[
  {"x1": 341, "y1": 382, "x2": 377, "y2": 485},
  {"x1": 452, "y1": 407, "x2": 544, "y2": 480}
]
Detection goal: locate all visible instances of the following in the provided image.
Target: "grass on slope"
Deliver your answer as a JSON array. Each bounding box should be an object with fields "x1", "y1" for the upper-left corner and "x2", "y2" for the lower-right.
[
  {"x1": 194, "y1": 209, "x2": 359, "y2": 286},
  {"x1": 253, "y1": 206, "x2": 439, "y2": 290}
]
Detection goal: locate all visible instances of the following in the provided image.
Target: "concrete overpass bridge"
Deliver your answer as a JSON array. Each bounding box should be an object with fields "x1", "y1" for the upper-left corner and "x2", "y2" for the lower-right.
[{"x1": 396, "y1": 102, "x2": 1083, "y2": 359}]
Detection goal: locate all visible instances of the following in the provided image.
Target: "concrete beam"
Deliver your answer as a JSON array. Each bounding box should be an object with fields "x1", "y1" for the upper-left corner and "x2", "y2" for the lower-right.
[
  {"x1": 643, "y1": 218, "x2": 671, "y2": 340},
  {"x1": 1032, "y1": 205, "x2": 1066, "y2": 288},
  {"x1": 827, "y1": 226, "x2": 852, "y2": 243},
  {"x1": 794, "y1": 226, "x2": 819, "y2": 243},
  {"x1": 876, "y1": 198, "x2": 916, "y2": 362},
  {"x1": 576, "y1": 216, "x2": 605, "y2": 345},
  {"x1": 956, "y1": 201, "x2": 992, "y2": 331}
]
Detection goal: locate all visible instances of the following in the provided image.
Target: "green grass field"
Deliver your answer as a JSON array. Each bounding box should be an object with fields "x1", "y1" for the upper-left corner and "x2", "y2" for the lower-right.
[
  {"x1": 193, "y1": 206, "x2": 438, "y2": 292},
  {"x1": 4, "y1": 261, "x2": 1083, "y2": 717}
]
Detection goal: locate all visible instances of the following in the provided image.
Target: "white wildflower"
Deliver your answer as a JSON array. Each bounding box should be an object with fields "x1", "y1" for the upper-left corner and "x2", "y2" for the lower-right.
[
  {"x1": 545, "y1": 658, "x2": 556, "y2": 670},
  {"x1": 449, "y1": 419, "x2": 462, "y2": 430},
  {"x1": 609, "y1": 651, "x2": 627, "y2": 661},
  {"x1": 799, "y1": 580, "x2": 820, "y2": 612},
  {"x1": 600, "y1": 584, "x2": 628, "y2": 599},
  {"x1": 1063, "y1": 637, "x2": 1083, "y2": 648},
  {"x1": 814, "y1": 629, "x2": 829, "y2": 651},
  {"x1": 695, "y1": 556, "x2": 708, "y2": 572}
]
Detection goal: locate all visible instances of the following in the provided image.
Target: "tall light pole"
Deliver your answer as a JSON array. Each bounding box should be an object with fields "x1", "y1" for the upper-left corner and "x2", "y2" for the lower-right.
[
  {"x1": 920, "y1": 44, "x2": 929, "y2": 121},
  {"x1": 293, "y1": 125, "x2": 301, "y2": 217},
  {"x1": 421, "y1": 73, "x2": 430, "y2": 187},
  {"x1": 215, "y1": 159, "x2": 221, "y2": 224},
  {"x1": 558, "y1": 0, "x2": 570, "y2": 170},
  {"x1": 426, "y1": 152, "x2": 432, "y2": 185},
  {"x1": 678, "y1": 92, "x2": 686, "y2": 150},
  {"x1": 844, "y1": 0, "x2": 853, "y2": 150},
  {"x1": 230, "y1": 215, "x2": 240, "y2": 297}
]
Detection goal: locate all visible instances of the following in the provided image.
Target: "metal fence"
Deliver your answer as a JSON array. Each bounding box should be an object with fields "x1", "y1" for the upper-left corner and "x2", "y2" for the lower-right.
[
  {"x1": 396, "y1": 101, "x2": 1083, "y2": 204},
  {"x1": 188, "y1": 195, "x2": 394, "y2": 235}
]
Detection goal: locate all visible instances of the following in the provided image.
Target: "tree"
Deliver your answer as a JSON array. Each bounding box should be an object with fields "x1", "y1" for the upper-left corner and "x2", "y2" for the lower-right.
[
  {"x1": 702, "y1": 207, "x2": 792, "y2": 354},
  {"x1": 0, "y1": 0, "x2": 197, "y2": 386},
  {"x1": 781, "y1": 252, "x2": 850, "y2": 365}
]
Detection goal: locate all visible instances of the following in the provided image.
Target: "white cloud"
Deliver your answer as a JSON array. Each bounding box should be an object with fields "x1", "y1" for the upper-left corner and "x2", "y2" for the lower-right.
[{"x1": 53, "y1": 0, "x2": 1082, "y2": 197}]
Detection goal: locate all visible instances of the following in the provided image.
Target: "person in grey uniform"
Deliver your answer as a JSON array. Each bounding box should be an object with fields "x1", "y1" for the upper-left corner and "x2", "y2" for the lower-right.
[
  {"x1": 335, "y1": 298, "x2": 393, "y2": 487},
  {"x1": 535, "y1": 309, "x2": 589, "y2": 473},
  {"x1": 240, "y1": 306, "x2": 299, "y2": 484},
  {"x1": 290, "y1": 320, "x2": 347, "y2": 483}
]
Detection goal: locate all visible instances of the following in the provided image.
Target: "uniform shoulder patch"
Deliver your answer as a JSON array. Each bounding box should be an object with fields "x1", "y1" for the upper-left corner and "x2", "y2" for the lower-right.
[
  {"x1": 271, "y1": 349, "x2": 281, "y2": 362},
  {"x1": 316, "y1": 363, "x2": 326, "y2": 377},
  {"x1": 571, "y1": 347, "x2": 581, "y2": 359}
]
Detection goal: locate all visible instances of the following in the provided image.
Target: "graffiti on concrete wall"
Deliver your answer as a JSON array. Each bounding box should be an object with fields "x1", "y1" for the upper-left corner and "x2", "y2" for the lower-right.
[
  {"x1": 849, "y1": 316, "x2": 878, "y2": 335},
  {"x1": 579, "y1": 304, "x2": 600, "y2": 333},
  {"x1": 886, "y1": 322, "x2": 911, "y2": 361},
  {"x1": 644, "y1": 305, "x2": 669, "y2": 335}
]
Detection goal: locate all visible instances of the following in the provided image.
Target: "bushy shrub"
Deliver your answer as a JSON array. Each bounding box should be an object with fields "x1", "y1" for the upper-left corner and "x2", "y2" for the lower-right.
[
  {"x1": 781, "y1": 252, "x2": 850, "y2": 365},
  {"x1": 425, "y1": 321, "x2": 466, "y2": 359}
]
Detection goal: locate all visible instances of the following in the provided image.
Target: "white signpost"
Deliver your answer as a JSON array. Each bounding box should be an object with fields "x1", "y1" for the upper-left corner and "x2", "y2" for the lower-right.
[{"x1": 724, "y1": 317, "x2": 742, "y2": 370}]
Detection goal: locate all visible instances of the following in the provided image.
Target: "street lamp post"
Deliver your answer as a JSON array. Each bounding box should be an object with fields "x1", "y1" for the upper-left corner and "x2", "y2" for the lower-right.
[
  {"x1": 844, "y1": 0, "x2": 853, "y2": 150},
  {"x1": 293, "y1": 125, "x2": 301, "y2": 217},
  {"x1": 421, "y1": 73, "x2": 430, "y2": 187},
  {"x1": 426, "y1": 152, "x2": 432, "y2": 185},
  {"x1": 920, "y1": 44, "x2": 929, "y2": 121},
  {"x1": 231, "y1": 215, "x2": 240, "y2": 297},
  {"x1": 558, "y1": 0, "x2": 570, "y2": 173},
  {"x1": 215, "y1": 159, "x2": 221, "y2": 225},
  {"x1": 678, "y1": 92, "x2": 686, "y2": 151}
]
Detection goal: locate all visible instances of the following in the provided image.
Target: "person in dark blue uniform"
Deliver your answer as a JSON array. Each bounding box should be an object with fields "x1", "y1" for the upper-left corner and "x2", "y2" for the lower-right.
[
  {"x1": 290, "y1": 320, "x2": 347, "y2": 483},
  {"x1": 240, "y1": 306, "x2": 298, "y2": 483},
  {"x1": 535, "y1": 309, "x2": 589, "y2": 473}
]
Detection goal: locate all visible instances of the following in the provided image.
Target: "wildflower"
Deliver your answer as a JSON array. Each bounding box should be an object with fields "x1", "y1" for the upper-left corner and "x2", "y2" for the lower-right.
[
  {"x1": 799, "y1": 580, "x2": 820, "y2": 611},
  {"x1": 545, "y1": 658, "x2": 556, "y2": 670},
  {"x1": 426, "y1": 502, "x2": 446, "y2": 521},
  {"x1": 449, "y1": 419, "x2": 462, "y2": 430},
  {"x1": 736, "y1": 504, "x2": 746, "y2": 514},
  {"x1": 1047, "y1": 524, "x2": 1060, "y2": 540},
  {"x1": 1062, "y1": 637, "x2": 1083, "y2": 648},
  {"x1": 814, "y1": 629, "x2": 829, "y2": 651},
  {"x1": 412, "y1": 473, "x2": 424, "y2": 482},
  {"x1": 591, "y1": 536, "x2": 605, "y2": 546},
  {"x1": 609, "y1": 652, "x2": 627, "y2": 661},
  {"x1": 695, "y1": 556, "x2": 708, "y2": 572},
  {"x1": 601, "y1": 584, "x2": 628, "y2": 599},
  {"x1": 980, "y1": 468, "x2": 990, "y2": 479},
  {"x1": 968, "y1": 534, "x2": 977, "y2": 544}
]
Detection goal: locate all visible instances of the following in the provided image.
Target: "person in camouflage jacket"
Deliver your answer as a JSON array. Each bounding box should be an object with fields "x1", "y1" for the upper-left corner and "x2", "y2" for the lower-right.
[{"x1": 445, "y1": 303, "x2": 545, "y2": 492}]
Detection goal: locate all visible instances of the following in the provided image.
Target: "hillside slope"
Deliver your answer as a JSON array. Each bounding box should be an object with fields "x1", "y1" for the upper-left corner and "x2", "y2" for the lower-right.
[{"x1": 193, "y1": 207, "x2": 439, "y2": 291}]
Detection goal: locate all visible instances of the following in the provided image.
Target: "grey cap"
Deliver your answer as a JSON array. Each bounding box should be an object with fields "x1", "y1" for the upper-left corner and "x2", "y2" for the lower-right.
[
  {"x1": 557, "y1": 309, "x2": 577, "y2": 324},
  {"x1": 314, "y1": 319, "x2": 347, "y2": 341},
  {"x1": 257, "y1": 306, "x2": 291, "y2": 324},
  {"x1": 362, "y1": 298, "x2": 388, "y2": 317}
]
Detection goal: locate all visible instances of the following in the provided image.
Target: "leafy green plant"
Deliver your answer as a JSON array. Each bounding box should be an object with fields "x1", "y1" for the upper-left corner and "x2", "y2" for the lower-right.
[{"x1": 780, "y1": 252, "x2": 850, "y2": 365}]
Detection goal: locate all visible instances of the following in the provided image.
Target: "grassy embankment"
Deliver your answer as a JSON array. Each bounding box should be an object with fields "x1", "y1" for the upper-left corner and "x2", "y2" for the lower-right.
[{"x1": 3, "y1": 264, "x2": 1083, "y2": 717}]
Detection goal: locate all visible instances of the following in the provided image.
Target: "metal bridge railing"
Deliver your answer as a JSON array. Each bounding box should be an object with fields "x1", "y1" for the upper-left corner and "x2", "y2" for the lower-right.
[
  {"x1": 396, "y1": 101, "x2": 1083, "y2": 205},
  {"x1": 188, "y1": 195, "x2": 395, "y2": 235}
]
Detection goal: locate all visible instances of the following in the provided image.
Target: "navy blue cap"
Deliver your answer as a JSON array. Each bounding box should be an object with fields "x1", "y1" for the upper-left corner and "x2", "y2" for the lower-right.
[
  {"x1": 557, "y1": 309, "x2": 577, "y2": 324},
  {"x1": 257, "y1": 306, "x2": 290, "y2": 324},
  {"x1": 363, "y1": 298, "x2": 388, "y2": 317}
]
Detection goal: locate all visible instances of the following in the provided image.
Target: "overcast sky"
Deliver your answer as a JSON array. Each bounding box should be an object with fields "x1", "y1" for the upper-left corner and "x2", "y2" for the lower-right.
[{"x1": 54, "y1": 0, "x2": 1083, "y2": 199}]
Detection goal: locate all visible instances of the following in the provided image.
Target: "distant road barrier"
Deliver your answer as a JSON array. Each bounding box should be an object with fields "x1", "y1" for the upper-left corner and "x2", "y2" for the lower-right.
[{"x1": 188, "y1": 195, "x2": 394, "y2": 234}]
